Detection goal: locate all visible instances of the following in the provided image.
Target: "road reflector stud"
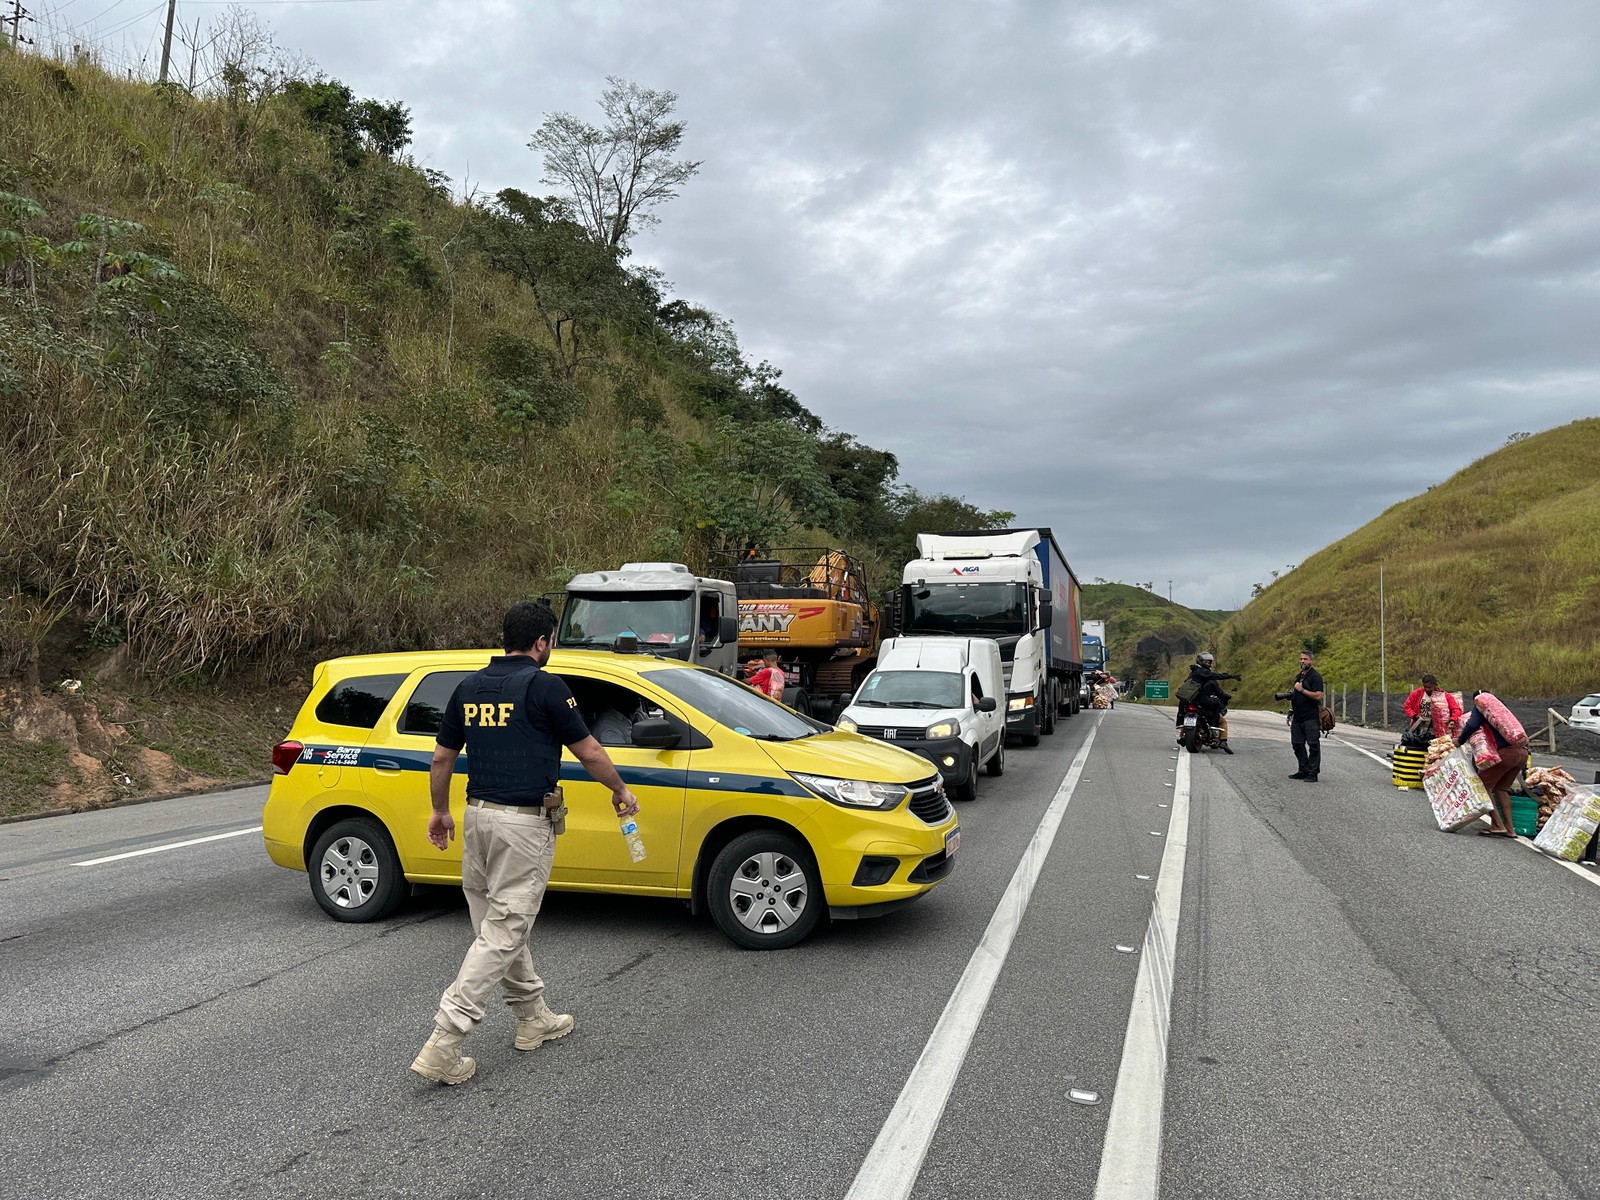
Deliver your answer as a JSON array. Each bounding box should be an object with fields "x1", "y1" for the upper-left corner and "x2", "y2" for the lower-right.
[
  {"x1": 1115, "y1": 944, "x2": 1136, "y2": 954},
  {"x1": 1067, "y1": 1088, "x2": 1102, "y2": 1105}
]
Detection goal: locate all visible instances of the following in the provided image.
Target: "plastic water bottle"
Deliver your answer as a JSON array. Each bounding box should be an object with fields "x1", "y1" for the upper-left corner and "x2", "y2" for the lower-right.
[{"x1": 619, "y1": 815, "x2": 646, "y2": 863}]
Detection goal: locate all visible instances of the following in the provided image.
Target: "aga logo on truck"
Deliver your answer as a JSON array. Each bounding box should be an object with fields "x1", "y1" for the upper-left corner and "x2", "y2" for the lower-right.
[{"x1": 950, "y1": 566, "x2": 981, "y2": 575}]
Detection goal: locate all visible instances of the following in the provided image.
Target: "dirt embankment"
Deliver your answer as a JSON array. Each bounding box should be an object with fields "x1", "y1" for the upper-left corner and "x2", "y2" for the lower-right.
[{"x1": 0, "y1": 676, "x2": 300, "y2": 820}]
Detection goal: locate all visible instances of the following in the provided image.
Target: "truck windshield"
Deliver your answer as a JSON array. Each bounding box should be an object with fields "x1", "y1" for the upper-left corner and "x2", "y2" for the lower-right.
[
  {"x1": 854, "y1": 670, "x2": 964, "y2": 710},
  {"x1": 902, "y1": 582, "x2": 1027, "y2": 637},
  {"x1": 645, "y1": 668, "x2": 827, "y2": 741},
  {"x1": 560, "y1": 592, "x2": 694, "y2": 648}
]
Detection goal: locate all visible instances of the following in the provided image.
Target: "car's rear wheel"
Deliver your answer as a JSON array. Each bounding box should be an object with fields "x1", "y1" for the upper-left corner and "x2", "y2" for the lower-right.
[
  {"x1": 985, "y1": 739, "x2": 1006, "y2": 778},
  {"x1": 309, "y1": 817, "x2": 405, "y2": 922},
  {"x1": 707, "y1": 830, "x2": 823, "y2": 950}
]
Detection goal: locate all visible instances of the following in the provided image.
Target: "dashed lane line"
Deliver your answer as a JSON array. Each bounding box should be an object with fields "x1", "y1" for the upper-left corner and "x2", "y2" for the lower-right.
[
  {"x1": 843, "y1": 720, "x2": 1102, "y2": 1200},
  {"x1": 1092, "y1": 743, "x2": 1192, "y2": 1199},
  {"x1": 73, "y1": 826, "x2": 264, "y2": 867}
]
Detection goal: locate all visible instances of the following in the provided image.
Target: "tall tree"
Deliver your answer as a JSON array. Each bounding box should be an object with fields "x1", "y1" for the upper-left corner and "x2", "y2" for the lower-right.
[{"x1": 529, "y1": 77, "x2": 702, "y2": 253}]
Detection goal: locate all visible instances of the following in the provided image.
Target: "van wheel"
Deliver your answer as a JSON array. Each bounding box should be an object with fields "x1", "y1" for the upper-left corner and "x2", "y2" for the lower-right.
[
  {"x1": 953, "y1": 751, "x2": 979, "y2": 802},
  {"x1": 708, "y1": 830, "x2": 823, "y2": 950},
  {"x1": 309, "y1": 817, "x2": 405, "y2": 922},
  {"x1": 985, "y1": 740, "x2": 1005, "y2": 778}
]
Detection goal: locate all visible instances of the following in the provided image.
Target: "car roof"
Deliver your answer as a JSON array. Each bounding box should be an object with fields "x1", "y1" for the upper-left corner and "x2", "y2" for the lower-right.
[{"x1": 314, "y1": 648, "x2": 697, "y2": 681}]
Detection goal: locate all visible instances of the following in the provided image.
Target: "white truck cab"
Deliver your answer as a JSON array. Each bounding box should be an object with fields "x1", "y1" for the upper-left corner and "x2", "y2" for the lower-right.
[{"x1": 836, "y1": 636, "x2": 1006, "y2": 801}]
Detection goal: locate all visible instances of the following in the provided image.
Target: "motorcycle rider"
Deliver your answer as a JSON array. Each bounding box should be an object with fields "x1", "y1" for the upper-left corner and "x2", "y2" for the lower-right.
[{"x1": 1179, "y1": 652, "x2": 1240, "y2": 754}]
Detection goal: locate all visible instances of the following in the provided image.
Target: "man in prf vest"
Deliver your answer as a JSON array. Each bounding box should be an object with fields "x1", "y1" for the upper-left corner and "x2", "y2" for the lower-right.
[{"x1": 411, "y1": 601, "x2": 640, "y2": 1085}]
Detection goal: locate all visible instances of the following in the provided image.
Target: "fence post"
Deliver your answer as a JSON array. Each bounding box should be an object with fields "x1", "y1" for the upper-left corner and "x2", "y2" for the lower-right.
[
  {"x1": 1342, "y1": 684, "x2": 1348, "y2": 722},
  {"x1": 1361, "y1": 684, "x2": 1367, "y2": 726},
  {"x1": 1548, "y1": 708, "x2": 1560, "y2": 754}
]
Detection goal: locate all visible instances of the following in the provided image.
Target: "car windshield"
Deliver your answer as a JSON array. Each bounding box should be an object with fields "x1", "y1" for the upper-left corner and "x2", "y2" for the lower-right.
[
  {"x1": 560, "y1": 592, "x2": 693, "y2": 648},
  {"x1": 854, "y1": 670, "x2": 964, "y2": 710},
  {"x1": 644, "y1": 667, "x2": 828, "y2": 741},
  {"x1": 902, "y1": 582, "x2": 1027, "y2": 636}
]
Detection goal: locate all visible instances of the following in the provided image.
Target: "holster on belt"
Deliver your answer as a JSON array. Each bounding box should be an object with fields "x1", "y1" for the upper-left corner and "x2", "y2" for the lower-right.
[{"x1": 543, "y1": 786, "x2": 567, "y2": 836}]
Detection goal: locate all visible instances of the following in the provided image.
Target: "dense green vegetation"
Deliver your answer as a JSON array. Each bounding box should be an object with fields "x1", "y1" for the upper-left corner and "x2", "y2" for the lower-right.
[
  {"x1": 1080, "y1": 582, "x2": 1231, "y2": 685},
  {"x1": 0, "y1": 52, "x2": 1005, "y2": 686},
  {"x1": 1218, "y1": 419, "x2": 1600, "y2": 703}
]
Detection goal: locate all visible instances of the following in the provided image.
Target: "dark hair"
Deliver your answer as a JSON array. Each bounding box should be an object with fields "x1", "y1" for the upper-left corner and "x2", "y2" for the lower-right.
[
  {"x1": 1421, "y1": 674, "x2": 1437, "y2": 686},
  {"x1": 503, "y1": 600, "x2": 556, "y2": 652}
]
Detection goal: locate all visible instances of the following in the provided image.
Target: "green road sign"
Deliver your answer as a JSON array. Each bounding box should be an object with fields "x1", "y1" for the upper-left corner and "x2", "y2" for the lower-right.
[{"x1": 1144, "y1": 680, "x2": 1169, "y2": 700}]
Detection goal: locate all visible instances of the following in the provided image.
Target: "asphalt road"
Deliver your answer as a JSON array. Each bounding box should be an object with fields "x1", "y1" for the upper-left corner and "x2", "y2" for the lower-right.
[{"x1": 1, "y1": 707, "x2": 1595, "y2": 1199}]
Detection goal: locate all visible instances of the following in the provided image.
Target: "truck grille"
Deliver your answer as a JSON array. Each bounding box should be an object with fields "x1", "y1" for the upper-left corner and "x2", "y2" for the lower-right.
[
  {"x1": 906, "y1": 776, "x2": 951, "y2": 824},
  {"x1": 856, "y1": 724, "x2": 926, "y2": 741}
]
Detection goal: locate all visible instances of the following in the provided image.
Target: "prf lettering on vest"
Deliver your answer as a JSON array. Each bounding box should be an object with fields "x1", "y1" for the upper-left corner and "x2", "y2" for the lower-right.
[{"x1": 461, "y1": 702, "x2": 517, "y2": 727}]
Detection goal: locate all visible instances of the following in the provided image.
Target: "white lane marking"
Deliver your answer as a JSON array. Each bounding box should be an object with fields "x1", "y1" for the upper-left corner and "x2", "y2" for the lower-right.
[
  {"x1": 844, "y1": 721, "x2": 1101, "y2": 1200},
  {"x1": 1331, "y1": 739, "x2": 1600, "y2": 890},
  {"x1": 73, "y1": 825, "x2": 264, "y2": 867},
  {"x1": 1093, "y1": 747, "x2": 1192, "y2": 1200},
  {"x1": 1327, "y1": 733, "x2": 1392, "y2": 768}
]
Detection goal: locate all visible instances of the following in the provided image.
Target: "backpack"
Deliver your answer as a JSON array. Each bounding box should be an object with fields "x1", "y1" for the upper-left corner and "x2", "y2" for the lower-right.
[
  {"x1": 1175, "y1": 677, "x2": 1203, "y2": 703},
  {"x1": 1319, "y1": 706, "x2": 1336, "y2": 733}
]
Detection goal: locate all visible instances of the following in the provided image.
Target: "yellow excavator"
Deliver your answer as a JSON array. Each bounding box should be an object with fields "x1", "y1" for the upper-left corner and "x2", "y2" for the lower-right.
[{"x1": 710, "y1": 547, "x2": 880, "y2": 720}]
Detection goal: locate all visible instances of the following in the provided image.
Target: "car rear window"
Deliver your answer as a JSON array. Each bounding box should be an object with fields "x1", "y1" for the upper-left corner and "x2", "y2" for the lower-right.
[
  {"x1": 399, "y1": 671, "x2": 473, "y2": 736},
  {"x1": 314, "y1": 673, "x2": 408, "y2": 729}
]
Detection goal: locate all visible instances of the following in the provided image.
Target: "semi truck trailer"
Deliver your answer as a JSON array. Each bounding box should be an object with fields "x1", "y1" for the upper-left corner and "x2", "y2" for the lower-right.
[{"x1": 899, "y1": 528, "x2": 1083, "y2": 746}]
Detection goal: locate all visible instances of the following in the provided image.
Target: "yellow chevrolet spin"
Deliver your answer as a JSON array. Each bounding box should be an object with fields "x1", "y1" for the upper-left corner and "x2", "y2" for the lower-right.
[{"x1": 263, "y1": 649, "x2": 960, "y2": 948}]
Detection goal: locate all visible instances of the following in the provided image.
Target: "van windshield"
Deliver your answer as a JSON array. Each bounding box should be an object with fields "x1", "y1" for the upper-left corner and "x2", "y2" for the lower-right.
[
  {"x1": 855, "y1": 670, "x2": 964, "y2": 710},
  {"x1": 644, "y1": 667, "x2": 828, "y2": 741}
]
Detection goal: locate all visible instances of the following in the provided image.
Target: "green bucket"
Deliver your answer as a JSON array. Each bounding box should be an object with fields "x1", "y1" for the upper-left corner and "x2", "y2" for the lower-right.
[{"x1": 1510, "y1": 793, "x2": 1539, "y2": 839}]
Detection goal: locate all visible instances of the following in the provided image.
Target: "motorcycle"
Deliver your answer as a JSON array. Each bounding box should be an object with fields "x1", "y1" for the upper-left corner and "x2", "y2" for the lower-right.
[{"x1": 1174, "y1": 675, "x2": 1239, "y2": 753}]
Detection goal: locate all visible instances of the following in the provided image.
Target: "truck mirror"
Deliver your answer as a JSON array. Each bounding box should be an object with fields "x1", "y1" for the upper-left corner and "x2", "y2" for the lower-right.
[
  {"x1": 1039, "y1": 600, "x2": 1053, "y2": 629},
  {"x1": 978, "y1": 696, "x2": 998, "y2": 713},
  {"x1": 719, "y1": 615, "x2": 739, "y2": 645},
  {"x1": 837, "y1": 692, "x2": 852, "y2": 710},
  {"x1": 631, "y1": 717, "x2": 681, "y2": 749}
]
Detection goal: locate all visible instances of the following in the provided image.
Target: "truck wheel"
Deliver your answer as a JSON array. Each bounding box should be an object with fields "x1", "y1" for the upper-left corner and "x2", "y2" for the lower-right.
[
  {"x1": 985, "y1": 740, "x2": 1006, "y2": 778},
  {"x1": 781, "y1": 686, "x2": 813, "y2": 716},
  {"x1": 1042, "y1": 685, "x2": 1057, "y2": 735},
  {"x1": 707, "y1": 830, "x2": 823, "y2": 950},
  {"x1": 1021, "y1": 709, "x2": 1041, "y2": 747}
]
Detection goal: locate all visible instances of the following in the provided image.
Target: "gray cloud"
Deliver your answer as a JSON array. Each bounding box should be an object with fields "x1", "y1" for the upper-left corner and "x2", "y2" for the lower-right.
[{"x1": 55, "y1": 0, "x2": 1600, "y2": 607}]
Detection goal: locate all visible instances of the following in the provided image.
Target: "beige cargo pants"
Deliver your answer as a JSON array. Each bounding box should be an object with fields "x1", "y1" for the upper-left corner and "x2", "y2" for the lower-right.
[{"x1": 435, "y1": 803, "x2": 555, "y2": 1035}]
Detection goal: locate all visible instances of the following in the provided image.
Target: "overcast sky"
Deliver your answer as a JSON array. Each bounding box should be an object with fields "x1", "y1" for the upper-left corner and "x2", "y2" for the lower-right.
[{"x1": 52, "y1": 0, "x2": 1600, "y2": 608}]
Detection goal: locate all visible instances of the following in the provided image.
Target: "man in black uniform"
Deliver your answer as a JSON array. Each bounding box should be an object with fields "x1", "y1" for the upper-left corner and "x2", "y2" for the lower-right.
[
  {"x1": 411, "y1": 601, "x2": 640, "y2": 1085},
  {"x1": 1286, "y1": 649, "x2": 1325, "y2": 782}
]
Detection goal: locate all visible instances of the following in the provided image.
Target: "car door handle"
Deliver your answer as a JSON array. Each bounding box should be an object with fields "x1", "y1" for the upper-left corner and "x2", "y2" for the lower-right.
[{"x1": 374, "y1": 758, "x2": 401, "y2": 773}]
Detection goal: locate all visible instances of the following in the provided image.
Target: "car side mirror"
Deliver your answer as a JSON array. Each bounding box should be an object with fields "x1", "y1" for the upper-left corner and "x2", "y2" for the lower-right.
[
  {"x1": 631, "y1": 717, "x2": 681, "y2": 749},
  {"x1": 978, "y1": 696, "x2": 998, "y2": 713},
  {"x1": 719, "y1": 615, "x2": 739, "y2": 645}
]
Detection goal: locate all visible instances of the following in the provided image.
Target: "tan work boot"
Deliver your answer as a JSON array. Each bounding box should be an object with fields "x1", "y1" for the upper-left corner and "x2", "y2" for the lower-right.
[
  {"x1": 411, "y1": 1027, "x2": 476, "y2": 1085},
  {"x1": 515, "y1": 996, "x2": 574, "y2": 1050}
]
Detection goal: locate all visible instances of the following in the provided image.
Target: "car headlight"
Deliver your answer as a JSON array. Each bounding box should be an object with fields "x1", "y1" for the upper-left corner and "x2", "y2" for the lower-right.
[
  {"x1": 1008, "y1": 697, "x2": 1032, "y2": 712},
  {"x1": 924, "y1": 720, "x2": 958, "y2": 739},
  {"x1": 835, "y1": 716, "x2": 858, "y2": 733},
  {"x1": 790, "y1": 772, "x2": 909, "y2": 810}
]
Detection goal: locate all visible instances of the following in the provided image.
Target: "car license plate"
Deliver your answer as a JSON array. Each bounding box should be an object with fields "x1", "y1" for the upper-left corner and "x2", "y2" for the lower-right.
[
  {"x1": 1183, "y1": 716, "x2": 1198, "y2": 727},
  {"x1": 945, "y1": 828, "x2": 960, "y2": 857}
]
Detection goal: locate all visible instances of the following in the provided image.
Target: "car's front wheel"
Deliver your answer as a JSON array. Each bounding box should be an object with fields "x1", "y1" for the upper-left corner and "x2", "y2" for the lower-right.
[
  {"x1": 707, "y1": 830, "x2": 823, "y2": 950},
  {"x1": 985, "y1": 739, "x2": 1006, "y2": 778},
  {"x1": 309, "y1": 817, "x2": 405, "y2": 922}
]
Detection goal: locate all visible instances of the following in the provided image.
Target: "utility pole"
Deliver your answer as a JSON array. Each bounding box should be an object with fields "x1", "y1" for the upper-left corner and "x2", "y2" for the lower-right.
[
  {"x1": 1379, "y1": 560, "x2": 1388, "y2": 730},
  {"x1": 157, "y1": 0, "x2": 177, "y2": 83},
  {"x1": 7, "y1": 1, "x2": 35, "y2": 51},
  {"x1": 1167, "y1": 580, "x2": 1173, "y2": 602}
]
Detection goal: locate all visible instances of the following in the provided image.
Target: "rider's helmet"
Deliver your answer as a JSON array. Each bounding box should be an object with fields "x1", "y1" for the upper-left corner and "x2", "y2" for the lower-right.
[{"x1": 1197, "y1": 652, "x2": 1215, "y2": 668}]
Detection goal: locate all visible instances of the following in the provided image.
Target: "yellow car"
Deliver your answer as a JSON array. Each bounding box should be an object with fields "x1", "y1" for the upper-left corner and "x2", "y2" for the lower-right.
[{"x1": 263, "y1": 648, "x2": 959, "y2": 949}]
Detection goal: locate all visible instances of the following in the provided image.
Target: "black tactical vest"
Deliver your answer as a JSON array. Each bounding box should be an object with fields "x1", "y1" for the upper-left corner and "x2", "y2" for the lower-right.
[{"x1": 460, "y1": 663, "x2": 563, "y2": 802}]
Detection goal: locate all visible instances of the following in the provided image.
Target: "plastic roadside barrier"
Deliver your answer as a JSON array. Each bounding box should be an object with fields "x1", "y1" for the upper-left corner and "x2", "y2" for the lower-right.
[
  {"x1": 1422, "y1": 746, "x2": 1495, "y2": 831},
  {"x1": 1531, "y1": 786, "x2": 1600, "y2": 861}
]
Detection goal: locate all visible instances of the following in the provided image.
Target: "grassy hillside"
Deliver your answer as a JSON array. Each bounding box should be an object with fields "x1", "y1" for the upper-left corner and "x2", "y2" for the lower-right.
[
  {"x1": 1080, "y1": 582, "x2": 1231, "y2": 684},
  {"x1": 1219, "y1": 419, "x2": 1600, "y2": 704}
]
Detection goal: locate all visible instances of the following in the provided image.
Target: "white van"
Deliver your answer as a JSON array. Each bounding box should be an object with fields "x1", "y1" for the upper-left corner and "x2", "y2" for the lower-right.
[{"x1": 836, "y1": 636, "x2": 1006, "y2": 801}]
